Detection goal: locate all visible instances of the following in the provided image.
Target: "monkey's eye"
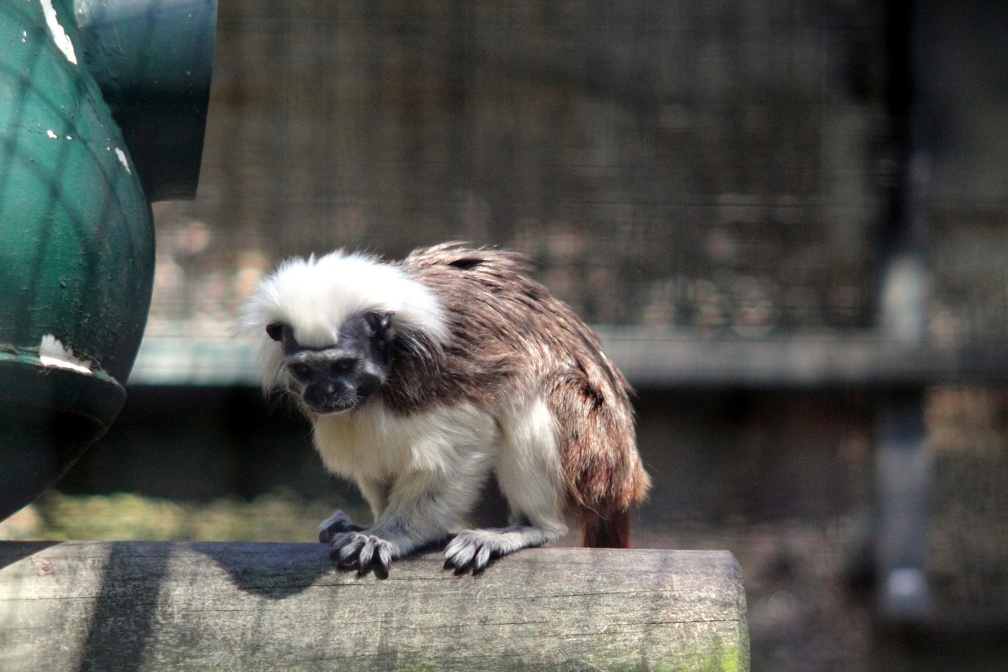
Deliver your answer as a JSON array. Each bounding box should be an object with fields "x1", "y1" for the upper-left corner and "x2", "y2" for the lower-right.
[
  {"x1": 287, "y1": 363, "x2": 313, "y2": 380},
  {"x1": 330, "y1": 359, "x2": 356, "y2": 375},
  {"x1": 266, "y1": 323, "x2": 285, "y2": 342}
]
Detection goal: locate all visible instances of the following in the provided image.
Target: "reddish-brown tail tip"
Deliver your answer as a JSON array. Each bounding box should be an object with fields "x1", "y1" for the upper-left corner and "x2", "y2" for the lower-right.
[{"x1": 581, "y1": 510, "x2": 632, "y2": 548}]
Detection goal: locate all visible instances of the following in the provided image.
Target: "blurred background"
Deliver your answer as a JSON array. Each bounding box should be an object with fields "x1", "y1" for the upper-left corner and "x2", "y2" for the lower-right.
[{"x1": 4, "y1": 1, "x2": 1008, "y2": 670}]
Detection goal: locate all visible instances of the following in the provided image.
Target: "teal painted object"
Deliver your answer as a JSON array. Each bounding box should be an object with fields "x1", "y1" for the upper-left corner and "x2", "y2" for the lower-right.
[
  {"x1": 0, "y1": 0, "x2": 215, "y2": 520},
  {"x1": 75, "y1": 0, "x2": 216, "y2": 201}
]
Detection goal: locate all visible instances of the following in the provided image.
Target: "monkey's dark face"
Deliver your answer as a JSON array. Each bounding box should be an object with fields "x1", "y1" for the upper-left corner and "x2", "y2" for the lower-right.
[{"x1": 266, "y1": 311, "x2": 394, "y2": 415}]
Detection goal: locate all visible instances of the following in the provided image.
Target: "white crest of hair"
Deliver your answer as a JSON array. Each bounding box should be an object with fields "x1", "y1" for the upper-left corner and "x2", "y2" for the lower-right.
[{"x1": 237, "y1": 249, "x2": 449, "y2": 389}]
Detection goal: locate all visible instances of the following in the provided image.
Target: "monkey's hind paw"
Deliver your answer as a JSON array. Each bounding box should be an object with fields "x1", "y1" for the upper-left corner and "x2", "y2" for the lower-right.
[
  {"x1": 328, "y1": 531, "x2": 398, "y2": 579},
  {"x1": 318, "y1": 510, "x2": 365, "y2": 544},
  {"x1": 443, "y1": 527, "x2": 535, "y2": 575}
]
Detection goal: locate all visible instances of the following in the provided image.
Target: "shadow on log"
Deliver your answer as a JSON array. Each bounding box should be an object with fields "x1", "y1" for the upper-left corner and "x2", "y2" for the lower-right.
[{"x1": 0, "y1": 542, "x2": 748, "y2": 671}]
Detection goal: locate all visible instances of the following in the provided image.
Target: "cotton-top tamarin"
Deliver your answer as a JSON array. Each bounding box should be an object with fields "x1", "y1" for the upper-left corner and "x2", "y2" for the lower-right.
[{"x1": 238, "y1": 242, "x2": 649, "y2": 577}]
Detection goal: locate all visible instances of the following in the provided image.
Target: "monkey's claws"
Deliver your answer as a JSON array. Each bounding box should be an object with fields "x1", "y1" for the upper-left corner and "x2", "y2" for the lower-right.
[
  {"x1": 328, "y1": 531, "x2": 397, "y2": 579},
  {"x1": 318, "y1": 510, "x2": 365, "y2": 544},
  {"x1": 443, "y1": 530, "x2": 500, "y2": 575}
]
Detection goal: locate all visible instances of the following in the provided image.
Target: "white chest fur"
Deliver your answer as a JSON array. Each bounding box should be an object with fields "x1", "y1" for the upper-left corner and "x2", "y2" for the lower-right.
[
  {"x1": 313, "y1": 396, "x2": 569, "y2": 538},
  {"x1": 312, "y1": 401, "x2": 500, "y2": 482}
]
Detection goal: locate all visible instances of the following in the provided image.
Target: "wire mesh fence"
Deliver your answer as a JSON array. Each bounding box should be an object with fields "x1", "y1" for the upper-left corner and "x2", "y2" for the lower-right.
[{"x1": 149, "y1": 0, "x2": 891, "y2": 341}]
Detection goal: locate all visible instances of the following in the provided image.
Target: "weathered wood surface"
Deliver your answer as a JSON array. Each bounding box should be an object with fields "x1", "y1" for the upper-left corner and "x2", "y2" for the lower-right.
[{"x1": 0, "y1": 542, "x2": 747, "y2": 671}]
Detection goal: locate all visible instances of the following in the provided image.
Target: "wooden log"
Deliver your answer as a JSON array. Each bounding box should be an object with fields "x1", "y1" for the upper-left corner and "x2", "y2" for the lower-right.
[{"x1": 0, "y1": 542, "x2": 748, "y2": 671}]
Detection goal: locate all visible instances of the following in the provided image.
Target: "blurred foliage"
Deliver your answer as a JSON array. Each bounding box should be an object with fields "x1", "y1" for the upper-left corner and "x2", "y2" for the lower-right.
[{"x1": 0, "y1": 488, "x2": 364, "y2": 543}]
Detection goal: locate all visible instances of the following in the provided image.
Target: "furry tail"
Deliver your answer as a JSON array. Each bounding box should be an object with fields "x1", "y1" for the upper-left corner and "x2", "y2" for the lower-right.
[{"x1": 580, "y1": 510, "x2": 632, "y2": 548}]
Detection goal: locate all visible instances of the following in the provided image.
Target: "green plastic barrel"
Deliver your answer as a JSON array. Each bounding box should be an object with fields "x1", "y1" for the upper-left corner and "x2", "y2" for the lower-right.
[{"x1": 0, "y1": 0, "x2": 216, "y2": 520}]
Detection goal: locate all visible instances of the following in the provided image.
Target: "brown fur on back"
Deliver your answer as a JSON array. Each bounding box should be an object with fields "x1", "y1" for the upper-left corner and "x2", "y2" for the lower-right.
[{"x1": 384, "y1": 242, "x2": 650, "y2": 547}]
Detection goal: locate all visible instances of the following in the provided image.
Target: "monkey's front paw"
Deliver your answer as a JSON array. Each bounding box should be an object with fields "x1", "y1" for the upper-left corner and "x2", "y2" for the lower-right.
[
  {"x1": 319, "y1": 510, "x2": 364, "y2": 543},
  {"x1": 443, "y1": 530, "x2": 502, "y2": 575},
  {"x1": 329, "y1": 532, "x2": 398, "y2": 579}
]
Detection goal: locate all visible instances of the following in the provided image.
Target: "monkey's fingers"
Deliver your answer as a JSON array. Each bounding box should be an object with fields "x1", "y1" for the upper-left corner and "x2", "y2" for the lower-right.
[
  {"x1": 373, "y1": 542, "x2": 393, "y2": 579},
  {"x1": 328, "y1": 531, "x2": 395, "y2": 579},
  {"x1": 329, "y1": 532, "x2": 364, "y2": 567},
  {"x1": 443, "y1": 538, "x2": 474, "y2": 571},
  {"x1": 356, "y1": 537, "x2": 376, "y2": 571},
  {"x1": 318, "y1": 510, "x2": 364, "y2": 543},
  {"x1": 443, "y1": 531, "x2": 497, "y2": 575}
]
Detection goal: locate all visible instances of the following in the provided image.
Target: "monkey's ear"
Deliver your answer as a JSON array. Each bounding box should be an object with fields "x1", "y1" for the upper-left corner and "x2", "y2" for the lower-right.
[{"x1": 265, "y1": 322, "x2": 285, "y2": 342}]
